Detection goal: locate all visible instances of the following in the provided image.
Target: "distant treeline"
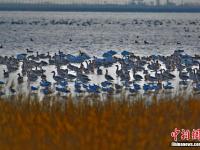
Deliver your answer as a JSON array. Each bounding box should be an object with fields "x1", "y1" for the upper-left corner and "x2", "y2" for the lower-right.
[{"x1": 0, "y1": 3, "x2": 200, "y2": 12}]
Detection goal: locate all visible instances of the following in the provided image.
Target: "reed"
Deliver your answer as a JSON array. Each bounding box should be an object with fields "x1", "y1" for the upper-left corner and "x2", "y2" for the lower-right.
[{"x1": 0, "y1": 95, "x2": 199, "y2": 150}]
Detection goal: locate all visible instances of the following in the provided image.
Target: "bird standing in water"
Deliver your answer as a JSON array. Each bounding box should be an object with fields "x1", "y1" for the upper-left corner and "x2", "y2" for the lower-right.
[
  {"x1": 3, "y1": 70, "x2": 9, "y2": 78},
  {"x1": 105, "y1": 69, "x2": 114, "y2": 81},
  {"x1": 17, "y1": 73, "x2": 23, "y2": 84}
]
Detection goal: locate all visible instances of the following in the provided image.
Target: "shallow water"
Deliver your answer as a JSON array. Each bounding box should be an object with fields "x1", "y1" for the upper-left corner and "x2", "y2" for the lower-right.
[
  {"x1": 0, "y1": 11, "x2": 199, "y2": 99},
  {"x1": 0, "y1": 11, "x2": 200, "y2": 56}
]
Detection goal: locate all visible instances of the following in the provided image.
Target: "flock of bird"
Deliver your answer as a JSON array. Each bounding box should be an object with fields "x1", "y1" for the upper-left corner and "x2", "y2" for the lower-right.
[{"x1": 0, "y1": 49, "x2": 200, "y2": 97}]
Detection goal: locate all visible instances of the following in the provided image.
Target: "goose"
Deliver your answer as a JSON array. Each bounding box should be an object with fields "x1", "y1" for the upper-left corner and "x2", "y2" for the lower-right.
[
  {"x1": 97, "y1": 67, "x2": 103, "y2": 75},
  {"x1": 79, "y1": 63, "x2": 85, "y2": 73},
  {"x1": 123, "y1": 80, "x2": 132, "y2": 89},
  {"x1": 105, "y1": 69, "x2": 114, "y2": 81},
  {"x1": 143, "y1": 84, "x2": 151, "y2": 92},
  {"x1": 87, "y1": 60, "x2": 95, "y2": 73},
  {"x1": 7, "y1": 64, "x2": 18, "y2": 73},
  {"x1": 51, "y1": 71, "x2": 65, "y2": 82},
  {"x1": 65, "y1": 69, "x2": 76, "y2": 80},
  {"x1": 57, "y1": 80, "x2": 68, "y2": 87},
  {"x1": 163, "y1": 82, "x2": 174, "y2": 90},
  {"x1": 31, "y1": 86, "x2": 39, "y2": 91},
  {"x1": 134, "y1": 74, "x2": 143, "y2": 81},
  {"x1": 155, "y1": 70, "x2": 163, "y2": 81},
  {"x1": 101, "y1": 81, "x2": 112, "y2": 87},
  {"x1": 133, "y1": 83, "x2": 141, "y2": 91},
  {"x1": 36, "y1": 52, "x2": 47, "y2": 59},
  {"x1": 193, "y1": 83, "x2": 200, "y2": 92},
  {"x1": 42, "y1": 87, "x2": 53, "y2": 95},
  {"x1": 129, "y1": 83, "x2": 141, "y2": 93},
  {"x1": 9, "y1": 86, "x2": 16, "y2": 94},
  {"x1": 75, "y1": 87, "x2": 84, "y2": 93},
  {"x1": 179, "y1": 80, "x2": 189, "y2": 86},
  {"x1": 26, "y1": 48, "x2": 33, "y2": 53},
  {"x1": 132, "y1": 69, "x2": 143, "y2": 81},
  {"x1": 17, "y1": 73, "x2": 23, "y2": 84},
  {"x1": 144, "y1": 74, "x2": 158, "y2": 82},
  {"x1": 67, "y1": 64, "x2": 79, "y2": 72},
  {"x1": 162, "y1": 69, "x2": 176, "y2": 80},
  {"x1": 57, "y1": 66, "x2": 68, "y2": 77},
  {"x1": 179, "y1": 71, "x2": 189, "y2": 81},
  {"x1": 86, "y1": 84, "x2": 100, "y2": 93},
  {"x1": 39, "y1": 60, "x2": 48, "y2": 66},
  {"x1": 41, "y1": 73, "x2": 47, "y2": 80},
  {"x1": 40, "y1": 80, "x2": 51, "y2": 87},
  {"x1": 121, "y1": 51, "x2": 130, "y2": 57},
  {"x1": 74, "y1": 80, "x2": 82, "y2": 91},
  {"x1": 77, "y1": 72, "x2": 91, "y2": 83},
  {"x1": 189, "y1": 69, "x2": 198, "y2": 82},
  {"x1": 49, "y1": 57, "x2": 55, "y2": 65},
  {"x1": 32, "y1": 66, "x2": 45, "y2": 76},
  {"x1": 115, "y1": 65, "x2": 123, "y2": 76},
  {"x1": 129, "y1": 88, "x2": 137, "y2": 94},
  {"x1": 102, "y1": 87, "x2": 114, "y2": 93},
  {"x1": 123, "y1": 70, "x2": 130, "y2": 81},
  {"x1": 144, "y1": 40, "x2": 150, "y2": 45},
  {"x1": 3, "y1": 70, "x2": 9, "y2": 78},
  {"x1": 143, "y1": 69, "x2": 148, "y2": 75},
  {"x1": 27, "y1": 71, "x2": 38, "y2": 82},
  {"x1": 135, "y1": 40, "x2": 139, "y2": 44},
  {"x1": 115, "y1": 84, "x2": 123, "y2": 91},
  {"x1": 56, "y1": 86, "x2": 70, "y2": 93}
]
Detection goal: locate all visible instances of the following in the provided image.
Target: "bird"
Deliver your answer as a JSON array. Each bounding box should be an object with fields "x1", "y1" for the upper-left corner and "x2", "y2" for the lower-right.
[
  {"x1": 51, "y1": 71, "x2": 65, "y2": 82},
  {"x1": 66, "y1": 69, "x2": 76, "y2": 80},
  {"x1": 41, "y1": 73, "x2": 47, "y2": 80},
  {"x1": 26, "y1": 48, "x2": 34, "y2": 53},
  {"x1": 179, "y1": 71, "x2": 189, "y2": 81},
  {"x1": 105, "y1": 69, "x2": 114, "y2": 81},
  {"x1": 97, "y1": 67, "x2": 103, "y2": 75},
  {"x1": 101, "y1": 81, "x2": 112, "y2": 87},
  {"x1": 163, "y1": 82, "x2": 174, "y2": 90},
  {"x1": 27, "y1": 71, "x2": 38, "y2": 82},
  {"x1": 17, "y1": 73, "x2": 23, "y2": 84},
  {"x1": 31, "y1": 86, "x2": 39, "y2": 91},
  {"x1": 56, "y1": 86, "x2": 70, "y2": 93},
  {"x1": 9, "y1": 86, "x2": 16, "y2": 94},
  {"x1": 133, "y1": 74, "x2": 143, "y2": 81},
  {"x1": 115, "y1": 84, "x2": 123, "y2": 91},
  {"x1": 40, "y1": 80, "x2": 51, "y2": 87},
  {"x1": 3, "y1": 70, "x2": 9, "y2": 78},
  {"x1": 115, "y1": 65, "x2": 123, "y2": 77}
]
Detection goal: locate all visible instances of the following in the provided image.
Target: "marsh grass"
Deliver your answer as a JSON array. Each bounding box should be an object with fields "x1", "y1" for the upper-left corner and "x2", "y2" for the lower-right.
[{"x1": 0, "y1": 95, "x2": 199, "y2": 150}]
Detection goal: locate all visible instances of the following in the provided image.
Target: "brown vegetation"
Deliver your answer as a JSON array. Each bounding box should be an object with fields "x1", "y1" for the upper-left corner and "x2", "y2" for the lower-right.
[{"x1": 0, "y1": 95, "x2": 199, "y2": 150}]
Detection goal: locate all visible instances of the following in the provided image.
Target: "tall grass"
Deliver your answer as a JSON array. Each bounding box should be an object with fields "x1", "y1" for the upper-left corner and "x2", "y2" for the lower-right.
[{"x1": 0, "y1": 95, "x2": 199, "y2": 150}]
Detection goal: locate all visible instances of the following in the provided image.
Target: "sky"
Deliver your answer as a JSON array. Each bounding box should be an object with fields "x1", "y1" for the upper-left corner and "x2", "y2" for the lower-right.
[{"x1": 0, "y1": 0, "x2": 199, "y2": 5}]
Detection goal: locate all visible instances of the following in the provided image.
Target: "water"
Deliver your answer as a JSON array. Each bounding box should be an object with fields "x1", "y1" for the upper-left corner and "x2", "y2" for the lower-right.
[
  {"x1": 0, "y1": 11, "x2": 199, "y2": 99},
  {"x1": 0, "y1": 11, "x2": 200, "y2": 56}
]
